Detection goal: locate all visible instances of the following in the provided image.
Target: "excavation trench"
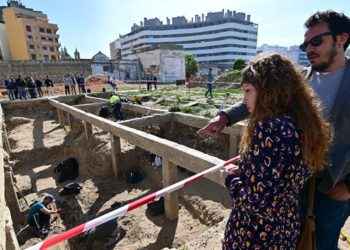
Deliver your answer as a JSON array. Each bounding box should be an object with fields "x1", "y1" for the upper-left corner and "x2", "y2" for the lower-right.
[{"x1": 4, "y1": 99, "x2": 235, "y2": 250}]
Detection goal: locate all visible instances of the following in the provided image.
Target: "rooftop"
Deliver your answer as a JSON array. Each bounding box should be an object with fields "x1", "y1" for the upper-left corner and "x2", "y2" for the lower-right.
[{"x1": 122, "y1": 9, "x2": 256, "y2": 38}]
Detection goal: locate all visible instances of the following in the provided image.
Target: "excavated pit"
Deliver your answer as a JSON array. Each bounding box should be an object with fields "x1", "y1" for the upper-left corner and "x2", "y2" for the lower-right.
[{"x1": 5, "y1": 102, "x2": 233, "y2": 250}]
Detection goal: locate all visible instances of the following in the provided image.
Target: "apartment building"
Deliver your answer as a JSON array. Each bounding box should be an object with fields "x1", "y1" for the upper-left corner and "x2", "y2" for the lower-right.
[
  {"x1": 110, "y1": 9, "x2": 258, "y2": 66},
  {"x1": 257, "y1": 44, "x2": 309, "y2": 66},
  {"x1": 2, "y1": 0, "x2": 60, "y2": 60}
]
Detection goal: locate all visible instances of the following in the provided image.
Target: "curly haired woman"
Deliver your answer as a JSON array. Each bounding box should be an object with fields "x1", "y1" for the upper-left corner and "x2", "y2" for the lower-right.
[{"x1": 220, "y1": 54, "x2": 331, "y2": 249}]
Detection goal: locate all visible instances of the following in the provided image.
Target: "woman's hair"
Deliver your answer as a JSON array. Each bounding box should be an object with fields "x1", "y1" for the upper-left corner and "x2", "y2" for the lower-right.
[{"x1": 240, "y1": 53, "x2": 331, "y2": 171}]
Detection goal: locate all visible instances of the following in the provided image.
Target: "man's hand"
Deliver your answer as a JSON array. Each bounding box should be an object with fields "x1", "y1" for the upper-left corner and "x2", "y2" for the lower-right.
[
  {"x1": 197, "y1": 114, "x2": 228, "y2": 137},
  {"x1": 327, "y1": 182, "x2": 350, "y2": 201}
]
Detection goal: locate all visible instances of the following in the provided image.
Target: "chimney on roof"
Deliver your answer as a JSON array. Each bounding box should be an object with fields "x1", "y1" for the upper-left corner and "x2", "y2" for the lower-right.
[
  {"x1": 202, "y1": 13, "x2": 204, "y2": 22},
  {"x1": 191, "y1": 17, "x2": 193, "y2": 23},
  {"x1": 247, "y1": 14, "x2": 251, "y2": 22},
  {"x1": 140, "y1": 21, "x2": 143, "y2": 27},
  {"x1": 166, "y1": 17, "x2": 170, "y2": 25}
]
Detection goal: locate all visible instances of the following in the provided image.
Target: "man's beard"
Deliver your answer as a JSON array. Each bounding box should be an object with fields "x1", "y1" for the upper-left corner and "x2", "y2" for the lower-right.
[{"x1": 309, "y1": 42, "x2": 338, "y2": 72}]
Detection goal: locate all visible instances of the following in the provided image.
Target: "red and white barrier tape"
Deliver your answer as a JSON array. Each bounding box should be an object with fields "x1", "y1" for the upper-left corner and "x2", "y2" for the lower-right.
[{"x1": 26, "y1": 156, "x2": 240, "y2": 250}]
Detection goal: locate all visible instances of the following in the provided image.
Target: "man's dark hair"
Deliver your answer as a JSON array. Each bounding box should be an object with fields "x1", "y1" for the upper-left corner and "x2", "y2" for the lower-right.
[{"x1": 305, "y1": 10, "x2": 350, "y2": 50}]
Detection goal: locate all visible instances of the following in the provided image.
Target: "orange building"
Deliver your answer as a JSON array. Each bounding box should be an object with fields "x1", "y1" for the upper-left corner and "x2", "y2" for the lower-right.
[{"x1": 2, "y1": 1, "x2": 61, "y2": 60}]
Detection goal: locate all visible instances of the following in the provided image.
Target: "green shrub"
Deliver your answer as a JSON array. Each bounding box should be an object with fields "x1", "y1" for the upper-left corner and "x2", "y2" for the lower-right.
[
  {"x1": 169, "y1": 104, "x2": 182, "y2": 112},
  {"x1": 203, "y1": 111, "x2": 213, "y2": 118},
  {"x1": 175, "y1": 94, "x2": 182, "y2": 103},
  {"x1": 182, "y1": 106, "x2": 201, "y2": 114},
  {"x1": 216, "y1": 69, "x2": 242, "y2": 82}
]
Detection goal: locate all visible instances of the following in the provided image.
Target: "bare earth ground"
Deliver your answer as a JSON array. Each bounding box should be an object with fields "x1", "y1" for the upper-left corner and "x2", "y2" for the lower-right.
[
  {"x1": 7, "y1": 107, "x2": 231, "y2": 250},
  {"x1": 4, "y1": 83, "x2": 350, "y2": 249}
]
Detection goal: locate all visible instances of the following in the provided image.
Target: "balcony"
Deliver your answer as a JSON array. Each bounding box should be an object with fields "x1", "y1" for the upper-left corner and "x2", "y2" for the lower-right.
[{"x1": 41, "y1": 40, "x2": 61, "y2": 46}]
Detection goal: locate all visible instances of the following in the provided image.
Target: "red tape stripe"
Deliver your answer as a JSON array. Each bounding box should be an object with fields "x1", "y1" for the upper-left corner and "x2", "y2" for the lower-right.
[
  {"x1": 40, "y1": 224, "x2": 85, "y2": 249},
  {"x1": 184, "y1": 174, "x2": 204, "y2": 186},
  {"x1": 127, "y1": 193, "x2": 157, "y2": 211}
]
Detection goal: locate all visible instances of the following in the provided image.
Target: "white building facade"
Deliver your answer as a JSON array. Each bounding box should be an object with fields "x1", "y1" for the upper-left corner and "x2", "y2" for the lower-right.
[
  {"x1": 257, "y1": 44, "x2": 309, "y2": 66},
  {"x1": 134, "y1": 44, "x2": 185, "y2": 82},
  {"x1": 111, "y1": 10, "x2": 258, "y2": 66},
  {"x1": 0, "y1": 22, "x2": 10, "y2": 60},
  {"x1": 91, "y1": 51, "x2": 110, "y2": 75}
]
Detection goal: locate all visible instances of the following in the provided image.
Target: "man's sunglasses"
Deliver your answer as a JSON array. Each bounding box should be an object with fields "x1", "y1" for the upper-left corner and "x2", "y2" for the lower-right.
[{"x1": 299, "y1": 31, "x2": 333, "y2": 52}]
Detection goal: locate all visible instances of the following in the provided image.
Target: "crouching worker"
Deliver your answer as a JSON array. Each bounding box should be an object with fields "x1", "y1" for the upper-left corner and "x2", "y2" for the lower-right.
[
  {"x1": 109, "y1": 93, "x2": 124, "y2": 121},
  {"x1": 27, "y1": 194, "x2": 61, "y2": 238}
]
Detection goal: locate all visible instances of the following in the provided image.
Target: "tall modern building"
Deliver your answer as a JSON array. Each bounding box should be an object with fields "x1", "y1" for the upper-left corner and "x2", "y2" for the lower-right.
[
  {"x1": 110, "y1": 9, "x2": 258, "y2": 66},
  {"x1": 257, "y1": 44, "x2": 309, "y2": 66},
  {"x1": 1, "y1": 0, "x2": 61, "y2": 60}
]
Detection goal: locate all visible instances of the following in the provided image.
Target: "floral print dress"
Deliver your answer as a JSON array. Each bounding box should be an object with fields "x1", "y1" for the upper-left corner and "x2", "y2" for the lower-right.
[{"x1": 223, "y1": 115, "x2": 312, "y2": 249}]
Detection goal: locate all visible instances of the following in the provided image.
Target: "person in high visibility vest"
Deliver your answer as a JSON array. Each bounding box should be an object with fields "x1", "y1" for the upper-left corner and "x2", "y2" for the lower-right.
[{"x1": 109, "y1": 93, "x2": 124, "y2": 121}]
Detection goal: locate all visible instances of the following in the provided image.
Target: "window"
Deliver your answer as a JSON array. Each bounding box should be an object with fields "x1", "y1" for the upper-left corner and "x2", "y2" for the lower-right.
[
  {"x1": 26, "y1": 26, "x2": 31, "y2": 32},
  {"x1": 41, "y1": 37, "x2": 46, "y2": 41},
  {"x1": 39, "y1": 28, "x2": 44, "y2": 32},
  {"x1": 49, "y1": 47, "x2": 54, "y2": 52},
  {"x1": 48, "y1": 38, "x2": 53, "y2": 42},
  {"x1": 55, "y1": 38, "x2": 58, "y2": 42},
  {"x1": 27, "y1": 35, "x2": 33, "y2": 40},
  {"x1": 43, "y1": 46, "x2": 47, "y2": 50},
  {"x1": 29, "y1": 45, "x2": 35, "y2": 49},
  {"x1": 31, "y1": 54, "x2": 36, "y2": 60},
  {"x1": 47, "y1": 29, "x2": 52, "y2": 34},
  {"x1": 51, "y1": 55, "x2": 56, "y2": 60},
  {"x1": 44, "y1": 55, "x2": 49, "y2": 60}
]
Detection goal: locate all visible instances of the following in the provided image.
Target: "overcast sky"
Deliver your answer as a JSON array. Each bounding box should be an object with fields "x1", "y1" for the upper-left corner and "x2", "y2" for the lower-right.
[{"x1": 7, "y1": 0, "x2": 350, "y2": 58}]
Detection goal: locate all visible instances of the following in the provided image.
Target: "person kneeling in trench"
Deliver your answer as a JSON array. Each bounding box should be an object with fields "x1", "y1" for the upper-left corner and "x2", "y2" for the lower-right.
[
  {"x1": 109, "y1": 93, "x2": 124, "y2": 121},
  {"x1": 27, "y1": 194, "x2": 61, "y2": 238}
]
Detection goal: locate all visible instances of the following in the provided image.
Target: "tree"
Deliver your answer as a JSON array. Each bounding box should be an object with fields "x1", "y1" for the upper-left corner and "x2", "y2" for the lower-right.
[
  {"x1": 233, "y1": 59, "x2": 246, "y2": 70},
  {"x1": 185, "y1": 54, "x2": 198, "y2": 79}
]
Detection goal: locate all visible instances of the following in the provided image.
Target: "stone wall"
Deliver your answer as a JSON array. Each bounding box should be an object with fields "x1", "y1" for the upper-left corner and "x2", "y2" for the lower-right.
[
  {"x1": 0, "y1": 106, "x2": 6, "y2": 250},
  {"x1": 0, "y1": 105, "x2": 19, "y2": 250},
  {"x1": 0, "y1": 59, "x2": 92, "y2": 83}
]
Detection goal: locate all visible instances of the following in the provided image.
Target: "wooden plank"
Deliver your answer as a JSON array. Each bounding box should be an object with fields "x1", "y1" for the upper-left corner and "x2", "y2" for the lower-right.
[
  {"x1": 84, "y1": 96, "x2": 109, "y2": 103},
  {"x1": 110, "y1": 134, "x2": 121, "y2": 178},
  {"x1": 163, "y1": 159, "x2": 179, "y2": 220},
  {"x1": 118, "y1": 113, "x2": 171, "y2": 129},
  {"x1": 74, "y1": 102, "x2": 109, "y2": 113},
  {"x1": 173, "y1": 113, "x2": 243, "y2": 135},
  {"x1": 54, "y1": 94, "x2": 84, "y2": 104},
  {"x1": 183, "y1": 101, "x2": 198, "y2": 107},
  {"x1": 74, "y1": 102, "x2": 108, "y2": 109},
  {"x1": 153, "y1": 97, "x2": 165, "y2": 104},
  {"x1": 57, "y1": 108, "x2": 65, "y2": 126},
  {"x1": 49, "y1": 99, "x2": 226, "y2": 186},
  {"x1": 122, "y1": 103, "x2": 166, "y2": 115},
  {"x1": 0, "y1": 98, "x2": 49, "y2": 110},
  {"x1": 84, "y1": 121, "x2": 93, "y2": 140},
  {"x1": 67, "y1": 112, "x2": 71, "y2": 129}
]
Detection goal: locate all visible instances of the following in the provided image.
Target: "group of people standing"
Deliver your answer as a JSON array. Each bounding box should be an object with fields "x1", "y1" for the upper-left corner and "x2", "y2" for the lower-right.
[
  {"x1": 3, "y1": 75, "x2": 54, "y2": 100},
  {"x1": 2, "y1": 73, "x2": 87, "y2": 100},
  {"x1": 63, "y1": 74, "x2": 86, "y2": 95},
  {"x1": 198, "y1": 9, "x2": 350, "y2": 250}
]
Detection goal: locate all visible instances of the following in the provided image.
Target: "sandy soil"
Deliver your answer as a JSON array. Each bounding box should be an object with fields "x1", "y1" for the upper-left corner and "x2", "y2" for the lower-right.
[
  {"x1": 5, "y1": 96, "x2": 350, "y2": 250},
  {"x1": 7, "y1": 107, "x2": 232, "y2": 250}
]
